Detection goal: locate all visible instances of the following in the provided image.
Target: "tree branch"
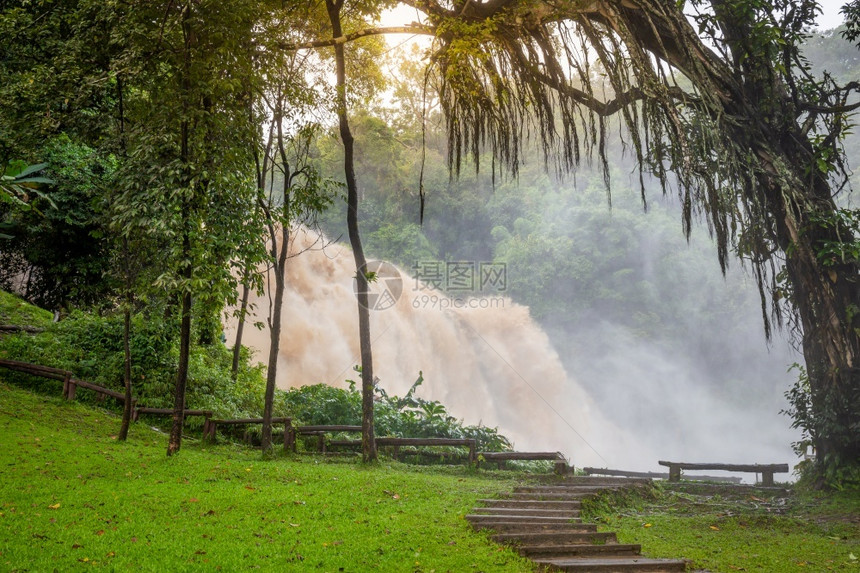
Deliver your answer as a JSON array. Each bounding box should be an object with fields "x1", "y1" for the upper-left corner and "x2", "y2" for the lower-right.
[
  {"x1": 801, "y1": 100, "x2": 860, "y2": 114},
  {"x1": 279, "y1": 24, "x2": 435, "y2": 51}
]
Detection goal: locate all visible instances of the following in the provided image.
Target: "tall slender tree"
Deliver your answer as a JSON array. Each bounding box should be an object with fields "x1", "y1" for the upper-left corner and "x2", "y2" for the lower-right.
[{"x1": 324, "y1": 0, "x2": 381, "y2": 461}]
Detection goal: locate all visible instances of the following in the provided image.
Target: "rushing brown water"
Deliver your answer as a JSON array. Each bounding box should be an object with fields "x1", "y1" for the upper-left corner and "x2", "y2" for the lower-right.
[{"x1": 224, "y1": 228, "x2": 637, "y2": 465}]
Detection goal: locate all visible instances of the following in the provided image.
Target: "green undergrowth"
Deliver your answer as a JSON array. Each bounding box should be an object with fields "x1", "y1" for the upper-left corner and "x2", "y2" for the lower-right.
[
  {"x1": 582, "y1": 482, "x2": 860, "y2": 572},
  {"x1": 0, "y1": 380, "x2": 535, "y2": 572}
]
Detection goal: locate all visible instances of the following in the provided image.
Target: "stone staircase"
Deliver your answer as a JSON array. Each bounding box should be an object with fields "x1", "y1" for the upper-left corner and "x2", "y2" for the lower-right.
[{"x1": 465, "y1": 477, "x2": 688, "y2": 572}]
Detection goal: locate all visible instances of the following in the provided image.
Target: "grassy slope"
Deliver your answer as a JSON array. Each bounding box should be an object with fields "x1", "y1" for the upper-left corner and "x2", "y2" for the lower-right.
[
  {"x1": 585, "y1": 484, "x2": 860, "y2": 572},
  {"x1": 0, "y1": 380, "x2": 534, "y2": 572},
  {"x1": 0, "y1": 290, "x2": 53, "y2": 328}
]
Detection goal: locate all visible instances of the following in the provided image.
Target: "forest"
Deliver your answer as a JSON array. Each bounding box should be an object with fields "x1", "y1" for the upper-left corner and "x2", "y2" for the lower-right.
[{"x1": 1, "y1": 0, "x2": 859, "y2": 487}]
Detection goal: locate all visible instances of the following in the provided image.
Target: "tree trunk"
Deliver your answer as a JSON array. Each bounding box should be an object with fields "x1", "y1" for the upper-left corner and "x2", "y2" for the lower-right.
[
  {"x1": 260, "y1": 226, "x2": 287, "y2": 453},
  {"x1": 261, "y1": 106, "x2": 292, "y2": 454},
  {"x1": 760, "y1": 156, "x2": 860, "y2": 471},
  {"x1": 231, "y1": 280, "x2": 250, "y2": 380},
  {"x1": 168, "y1": 3, "x2": 194, "y2": 457},
  {"x1": 116, "y1": 78, "x2": 132, "y2": 443},
  {"x1": 118, "y1": 303, "x2": 132, "y2": 441},
  {"x1": 326, "y1": 0, "x2": 376, "y2": 462},
  {"x1": 168, "y1": 233, "x2": 193, "y2": 456}
]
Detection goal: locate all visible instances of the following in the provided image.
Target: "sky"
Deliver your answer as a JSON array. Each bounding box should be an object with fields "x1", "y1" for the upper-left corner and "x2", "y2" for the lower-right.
[{"x1": 818, "y1": 0, "x2": 849, "y2": 29}]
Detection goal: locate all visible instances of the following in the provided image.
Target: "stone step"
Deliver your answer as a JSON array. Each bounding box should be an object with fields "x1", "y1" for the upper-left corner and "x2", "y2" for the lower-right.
[
  {"x1": 478, "y1": 498, "x2": 581, "y2": 510},
  {"x1": 552, "y1": 476, "x2": 652, "y2": 487},
  {"x1": 472, "y1": 506, "x2": 580, "y2": 518},
  {"x1": 465, "y1": 514, "x2": 581, "y2": 525},
  {"x1": 514, "y1": 485, "x2": 625, "y2": 495},
  {"x1": 501, "y1": 491, "x2": 594, "y2": 501},
  {"x1": 469, "y1": 521, "x2": 597, "y2": 533},
  {"x1": 534, "y1": 556, "x2": 687, "y2": 572},
  {"x1": 518, "y1": 542, "x2": 642, "y2": 559},
  {"x1": 490, "y1": 531, "x2": 617, "y2": 546}
]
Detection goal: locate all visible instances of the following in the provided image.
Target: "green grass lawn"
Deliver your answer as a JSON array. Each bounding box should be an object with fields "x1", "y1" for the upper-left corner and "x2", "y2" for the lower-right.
[
  {"x1": 584, "y1": 483, "x2": 860, "y2": 572},
  {"x1": 0, "y1": 380, "x2": 534, "y2": 572},
  {"x1": 3, "y1": 373, "x2": 859, "y2": 573}
]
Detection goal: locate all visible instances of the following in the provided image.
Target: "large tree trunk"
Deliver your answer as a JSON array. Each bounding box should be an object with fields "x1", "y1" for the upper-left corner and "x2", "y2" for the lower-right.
[
  {"x1": 708, "y1": 4, "x2": 860, "y2": 474},
  {"x1": 757, "y1": 147, "x2": 860, "y2": 470},
  {"x1": 326, "y1": 0, "x2": 377, "y2": 462}
]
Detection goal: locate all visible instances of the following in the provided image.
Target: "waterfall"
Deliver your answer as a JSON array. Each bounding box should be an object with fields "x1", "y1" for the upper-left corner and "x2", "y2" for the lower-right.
[{"x1": 227, "y1": 227, "x2": 798, "y2": 473}]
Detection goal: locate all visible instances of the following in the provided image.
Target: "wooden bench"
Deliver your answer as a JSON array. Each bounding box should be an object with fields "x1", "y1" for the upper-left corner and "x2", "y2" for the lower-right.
[
  {"x1": 206, "y1": 417, "x2": 292, "y2": 450},
  {"x1": 658, "y1": 461, "x2": 789, "y2": 486},
  {"x1": 376, "y1": 437, "x2": 477, "y2": 463},
  {"x1": 478, "y1": 451, "x2": 569, "y2": 474},
  {"x1": 583, "y1": 466, "x2": 742, "y2": 484},
  {"x1": 288, "y1": 425, "x2": 362, "y2": 453}
]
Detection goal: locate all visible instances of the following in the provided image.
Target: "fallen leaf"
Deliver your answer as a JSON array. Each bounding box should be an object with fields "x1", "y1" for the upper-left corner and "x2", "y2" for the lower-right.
[
  {"x1": 710, "y1": 526, "x2": 720, "y2": 531},
  {"x1": 95, "y1": 530, "x2": 104, "y2": 536},
  {"x1": 289, "y1": 523, "x2": 300, "y2": 527},
  {"x1": 106, "y1": 552, "x2": 115, "y2": 558},
  {"x1": 48, "y1": 503, "x2": 60, "y2": 510},
  {"x1": 643, "y1": 523, "x2": 652, "y2": 528},
  {"x1": 188, "y1": 498, "x2": 199, "y2": 503},
  {"x1": 244, "y1": 485, "x2": 255, "y2": 491}
]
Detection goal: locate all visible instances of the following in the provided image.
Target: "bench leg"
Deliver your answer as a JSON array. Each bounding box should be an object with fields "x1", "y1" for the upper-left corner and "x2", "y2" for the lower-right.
[
  {"x1": 761, "y1": 471, "x2": 774, "y2": 487},
  {"x1": 668, "y1": 465, "x2": 681, "y2": 482},
  {"x1": 67, "y1": 382, "x2": 77, "y2": 401}
]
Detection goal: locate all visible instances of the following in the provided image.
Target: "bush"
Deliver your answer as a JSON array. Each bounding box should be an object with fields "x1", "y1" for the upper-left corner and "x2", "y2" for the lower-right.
[
  {"x1": 280, "y1": 371, "x2": 513, "y2": 456},
  {"x1": 0, "y1": 295, "x2": 266, "y2": 420}
]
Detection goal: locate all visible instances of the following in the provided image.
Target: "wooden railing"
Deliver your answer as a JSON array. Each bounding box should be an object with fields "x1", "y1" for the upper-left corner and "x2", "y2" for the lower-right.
[
  {"x1": 206, "y1": 417, "x2": 293, "y2": 450},
  {"x1": 1, "y1": 358, "x2": 573, "y2": 473}
]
